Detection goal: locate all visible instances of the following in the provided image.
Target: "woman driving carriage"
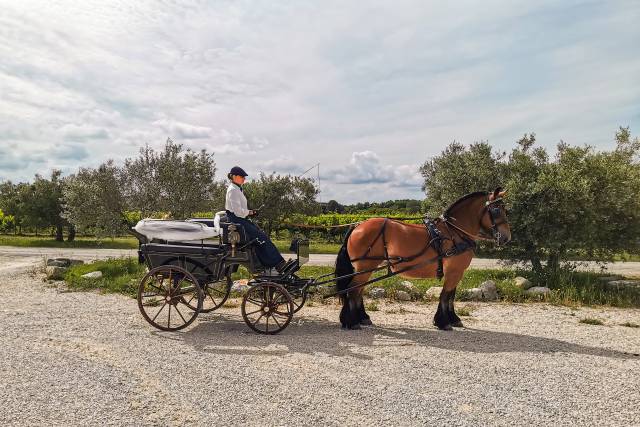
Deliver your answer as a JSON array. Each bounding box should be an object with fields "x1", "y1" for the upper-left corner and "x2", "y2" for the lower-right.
[{"x1": 225, "y1": 166, "x2": 290, "y2": 273}]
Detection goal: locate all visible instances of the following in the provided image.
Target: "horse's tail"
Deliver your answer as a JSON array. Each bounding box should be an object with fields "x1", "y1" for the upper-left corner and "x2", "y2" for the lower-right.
[{"x1": 335, "y1": 226, "x2": 356, "y2": 301}]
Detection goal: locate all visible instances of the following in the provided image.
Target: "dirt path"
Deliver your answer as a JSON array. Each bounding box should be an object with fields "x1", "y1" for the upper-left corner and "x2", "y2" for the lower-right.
[
  {"x1": 1, "y1": 267, "x2": 639, "y2": 426},
  {"x1": 1, "y1": 246, "x2": 640, "y2": 276}
]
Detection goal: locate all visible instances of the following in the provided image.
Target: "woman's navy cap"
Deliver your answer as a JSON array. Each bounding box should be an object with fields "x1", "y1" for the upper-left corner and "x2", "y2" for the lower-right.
[{"x1": 229, "y1": 166, "x2": 248, "y2": 177}]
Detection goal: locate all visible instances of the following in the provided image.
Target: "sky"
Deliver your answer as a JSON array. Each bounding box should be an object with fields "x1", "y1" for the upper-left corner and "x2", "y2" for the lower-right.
[{"x1": 1, "y1": 0, "x2": 639, "y2": 203}]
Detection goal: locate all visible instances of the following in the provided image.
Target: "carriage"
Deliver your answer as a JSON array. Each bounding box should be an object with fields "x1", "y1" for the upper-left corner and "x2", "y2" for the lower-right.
[
  {"x1": 132, "y1": 211, "x2": 315, "y2": 334},
  {"x1": 132, "y1": 190, "x2": 510, "y2": 334}
]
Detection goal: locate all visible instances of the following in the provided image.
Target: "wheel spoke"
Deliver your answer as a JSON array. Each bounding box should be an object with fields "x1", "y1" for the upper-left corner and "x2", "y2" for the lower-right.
[
  {"x1": 270, "y1": 313, "x2": 282, "y2": 329},
  {"x1": 265, "y1": 315, "x2": 269, "y2": 333},
  {"x1": 167, "y1": 305, "x2": 172, "y2": 328},
  {"x1": 174, "y1": 304, "x2": 188, "y2": 324},
  {"x1": 151, "y1": 302, "x2": 167, "y2": 322},
  {"x1": 142, "y1": 299, "x2": 163, "y2": 307},
  {"x1": 244, "y1": 308, "x2": 263, "y2": 316},
  {"x1": 252, "y1": 312, "x2": 266, "y2": 325}
]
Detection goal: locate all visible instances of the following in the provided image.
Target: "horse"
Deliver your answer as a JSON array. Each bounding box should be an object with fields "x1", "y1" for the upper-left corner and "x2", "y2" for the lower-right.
[{"x1": 334, "y1": 187, "x2": 511, "y2": 330}]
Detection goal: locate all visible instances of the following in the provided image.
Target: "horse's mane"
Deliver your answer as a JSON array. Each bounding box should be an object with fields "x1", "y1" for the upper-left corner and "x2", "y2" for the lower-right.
[{"x1": 443, "y1": 191, "x2": 488, "y2": 217}]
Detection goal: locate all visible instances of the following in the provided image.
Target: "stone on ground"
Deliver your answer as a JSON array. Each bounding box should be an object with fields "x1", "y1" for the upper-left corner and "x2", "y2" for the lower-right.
[
  {"x1": 424, "y1": 286, "x2": 442, "y2": 300},
  {"x1": 45, "y1": 266, "x2": 67, "y2": 280},
  {"x1": 514, "y1": 276, "x2": 533, "y2": 290},
  {"x1": 464, "y1": 288, "x2": 483, "y2": 301},
  {"x1": 46, "y1": 259, "x2": 68, "y2": 268},
  {"x1": 400, "y1": 281, "x2": 414, "y2": 291},
  {"x1": 480, "y1": 280, "x2": 498, "y2": 300},
  {"x1": 81, "y1": 271, "x2": 103, "y2": 279},
  {"x1": 606, "y1": 280, "x2": 640, "y2": 290},
  {"x1": 368, "y1": 287, "x2": 386, "y2": 299},
  {"x1": 525, "y1": 286, "x2": 550, "y2": 297},
  {"x1": 395, "y1": 290, "x2": 411, "y2": 301}
]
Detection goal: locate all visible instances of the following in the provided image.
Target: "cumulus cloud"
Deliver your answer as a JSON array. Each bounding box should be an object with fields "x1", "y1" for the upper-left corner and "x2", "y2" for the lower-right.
[
  {"x1": 331, "y1": 151, "x2": 422, "y2": 187},
  {"x1": 152, "y1": 118, "x2": 212, "y2": 139},
  {"x1": 58, "y1": 123, "x2": 109, "y2": 140}
]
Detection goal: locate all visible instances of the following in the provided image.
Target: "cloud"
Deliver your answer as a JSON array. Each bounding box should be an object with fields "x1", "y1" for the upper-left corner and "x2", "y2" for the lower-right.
[
  {"x1": 0, "y1": 1, "x2": 638, "y2": 203},
  {"x1": 58, "y1": 123, "x2": 109, "y2": 140},
  {"x1": 152, "y1": 118, "x2": 212, "y2": 139},
  {"x1": 48, "y1": 143, "x2": 90, "y2": 161},
  {"x1": 331, "y1": 151, "x2": 422, "y2": 187}
]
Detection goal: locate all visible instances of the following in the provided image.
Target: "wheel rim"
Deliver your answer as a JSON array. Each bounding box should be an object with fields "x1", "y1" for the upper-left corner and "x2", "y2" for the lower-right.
[
  {"x1": 241, "y1": 283, "x2": 293, "y2": 334},
  {"x1": 289, "y1": 289, "x2": 307, "y2": 313},
  {"x1": 138, "y1": 266, "x2": 203, "y2": 331}
]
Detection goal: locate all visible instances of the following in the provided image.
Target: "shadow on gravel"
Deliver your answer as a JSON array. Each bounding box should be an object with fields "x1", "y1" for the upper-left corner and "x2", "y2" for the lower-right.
[{"x1": 173, "y1": 313, "x2": 639, "y2": 360}]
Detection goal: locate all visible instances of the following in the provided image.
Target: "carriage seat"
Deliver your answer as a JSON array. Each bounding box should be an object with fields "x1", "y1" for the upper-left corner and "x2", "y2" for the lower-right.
[
  {"x1": 134, "y1": 219, "x2": 220, "y2": 243},
  {"x1": 212, "y1": 211, "x2": 250, "y2": 245}
]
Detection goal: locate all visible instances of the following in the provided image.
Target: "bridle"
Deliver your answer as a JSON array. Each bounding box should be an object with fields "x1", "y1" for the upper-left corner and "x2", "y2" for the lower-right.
[{"x1": 443, "y1": 196, "x2": 509, "y2": 246}]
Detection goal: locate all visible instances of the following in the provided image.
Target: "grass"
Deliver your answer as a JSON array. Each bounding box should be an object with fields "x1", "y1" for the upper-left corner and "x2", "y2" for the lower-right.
[
  {"x1": 456, "y1": 305, "x2": 475, "y2": 317},
  {"x1": 64, "y1": 257, "x2": 146, "y2": 295},
  {"x1": 579, "y1": 317, "x2": 605, "y2": 325},
  {"x1": 365, "y1": 301, "x2": 379, "y2": 311},
  {"x1": 61, "y1": 258, "x2": 640, "y2": 309},
  {"x1": 1, "y1": 234, "x2": 138, "y2": 249},
  {"x1": 0, "y1": 234, "x2": 340, "y2": 253},
  {"x1": 620, "y1": 322, "x2": 639, "y2": 328}
]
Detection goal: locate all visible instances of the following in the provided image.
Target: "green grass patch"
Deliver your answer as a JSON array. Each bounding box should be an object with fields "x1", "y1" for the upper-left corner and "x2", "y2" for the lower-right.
[
  {"x1": 0, "y1": 234, "x2": 138, "y2": 249},
  {"x1": 579, "y1": 317, "x2": 605, "y2": 325},
  {"x1": 365, "y1": 301, "x2": 379, "y2": 311},
  {"x1": 456, "y1": 305, "x2": 475, "y2": 317},
  {"x1": 620, "y1": 322, "x2": 639, "y2": 328},
  {"x1": 64, "y1": 257, "x2": 146, "y2": 295}
]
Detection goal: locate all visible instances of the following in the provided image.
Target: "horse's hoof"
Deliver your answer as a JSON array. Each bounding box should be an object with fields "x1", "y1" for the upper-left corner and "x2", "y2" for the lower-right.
[
  {"x1": 434, "y1": 322, "x2": 453, "y2": 331},
  {"x1": 451, "y1": 321, "x2": 464, "y2": 328},
  {"x1": 360, "y1": 318, "x2": 373, "y2": 326},
  {"x1": 348, "y1": 324, "x2": 362, "y2": 330}
]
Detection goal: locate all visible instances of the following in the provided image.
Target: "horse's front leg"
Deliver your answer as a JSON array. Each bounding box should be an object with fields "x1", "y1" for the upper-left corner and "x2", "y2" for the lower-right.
[{"x1": 433, "y1": 269, "x2": 464, "y2": 330}]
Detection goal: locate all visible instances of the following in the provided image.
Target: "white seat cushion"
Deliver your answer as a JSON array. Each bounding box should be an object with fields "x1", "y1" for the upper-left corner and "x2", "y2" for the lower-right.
[{"x1": 134, "y1": 219, "x2": 220, "y2": 242}]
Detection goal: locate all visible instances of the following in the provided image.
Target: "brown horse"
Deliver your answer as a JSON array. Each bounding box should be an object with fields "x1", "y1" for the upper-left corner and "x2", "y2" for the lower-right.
[{"x1": 334, "y1": 188, "x2": 511, "y2": 330}]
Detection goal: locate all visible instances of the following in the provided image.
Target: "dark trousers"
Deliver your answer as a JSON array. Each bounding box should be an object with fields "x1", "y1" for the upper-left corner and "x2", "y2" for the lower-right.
[{"x1": 226, "y1": 211, "x2": 284, "y2": 268}]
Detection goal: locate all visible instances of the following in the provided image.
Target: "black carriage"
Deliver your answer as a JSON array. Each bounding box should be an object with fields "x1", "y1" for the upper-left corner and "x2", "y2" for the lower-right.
[{"x1": 132, "y1": 213, "x2": 313, "y2": 334}]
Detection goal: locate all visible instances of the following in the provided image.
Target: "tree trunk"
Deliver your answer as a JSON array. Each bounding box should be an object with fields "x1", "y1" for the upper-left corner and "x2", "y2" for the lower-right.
[
  {"x1": 55, "y1": 224, "x2": 64, "y2": 242},
  {"x1": 67, "y1": 225, "x2": 76, "y2": 242}
]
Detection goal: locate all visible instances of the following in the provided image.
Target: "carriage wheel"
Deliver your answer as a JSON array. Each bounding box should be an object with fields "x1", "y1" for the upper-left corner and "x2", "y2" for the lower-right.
[
  {"x1": 162, "y1": 259, "x2": 232, "y2": 313},
  {"x1": 183, "y1": 271, "x2": 232, "y2": 313},
  {"x1": 137, "y1": 265, "x2": 203, "y2": 331},
  {"x1": 241, "y1": 283, "x2": 293, "y2": 335},
  {"x1": 289, "y1": 288, "x2": 307, "y2": 313}
]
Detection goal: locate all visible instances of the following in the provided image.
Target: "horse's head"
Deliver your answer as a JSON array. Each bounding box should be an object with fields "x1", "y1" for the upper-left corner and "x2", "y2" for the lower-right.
[{"x1": 481, "y1": 187, "x2": 511, "y2": 246}]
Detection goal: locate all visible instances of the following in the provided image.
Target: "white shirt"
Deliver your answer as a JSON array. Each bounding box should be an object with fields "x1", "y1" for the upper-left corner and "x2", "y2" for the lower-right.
[{"x1": 225, "y1": 183, "x2": 250, "y2": 218}]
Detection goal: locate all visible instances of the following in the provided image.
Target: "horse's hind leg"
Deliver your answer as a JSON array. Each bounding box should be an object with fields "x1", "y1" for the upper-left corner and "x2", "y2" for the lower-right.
[
  {"x1": 357, "y1": 290, "x2": 372, "y2": 326},
  {"x1": 447, "y1": 288, "x2": 463, "y2": 327},
  {"x1": 340, "y1": 291, "x2": 362, "y2": 330}
]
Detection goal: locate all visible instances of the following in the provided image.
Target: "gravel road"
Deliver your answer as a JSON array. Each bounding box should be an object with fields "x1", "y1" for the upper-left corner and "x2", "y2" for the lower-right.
[
  {"x1": 2, "y1": 246, "x2": 640, "y2": 275},
  {"x1": 1, "y1": 265, "x2": 639, "y2": 426}
]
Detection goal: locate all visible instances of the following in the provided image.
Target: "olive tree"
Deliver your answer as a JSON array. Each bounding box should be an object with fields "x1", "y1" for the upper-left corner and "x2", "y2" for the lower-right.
[
  {"x1": 122, "y1": 139, "x2": 218, "y2": 218},
  {"x1": 243, "y1": 173, "x2": 320, "y2": 236},
  {"x1": 63, "y1": 161, "x2": 127, "y2": 238},
  {"x1": 420, "y1": 128, "x2": 640, "y2": 282}
]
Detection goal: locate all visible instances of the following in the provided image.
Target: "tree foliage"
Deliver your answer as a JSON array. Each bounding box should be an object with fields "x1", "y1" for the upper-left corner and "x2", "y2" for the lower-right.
[
  {"x1": 243, "y1": 173, "x2": 320, "y2": 235},
  {"x1": 420, "y1": 128, "x2": 640, "y2": 281},
  {"x1": 122, "y1": 139, "x2": 218, "y2": 219},
  {"x1": 62, "y1": 161, "x2": 126, "y2": 238}
]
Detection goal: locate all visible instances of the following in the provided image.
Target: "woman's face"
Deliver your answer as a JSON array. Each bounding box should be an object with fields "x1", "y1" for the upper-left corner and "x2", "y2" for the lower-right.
[{"x1": 232, "y1": 175, "x2": 246, "y2": 185}]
